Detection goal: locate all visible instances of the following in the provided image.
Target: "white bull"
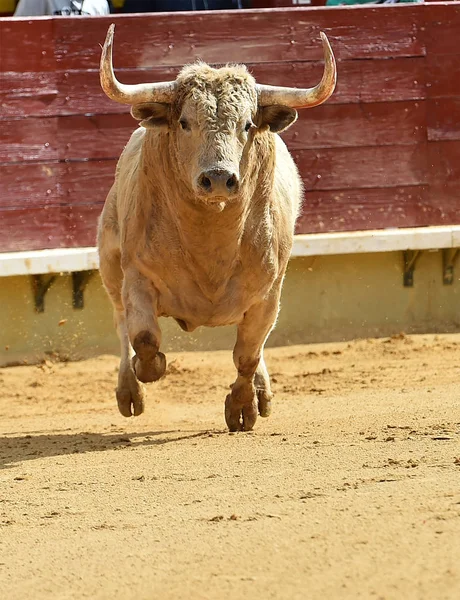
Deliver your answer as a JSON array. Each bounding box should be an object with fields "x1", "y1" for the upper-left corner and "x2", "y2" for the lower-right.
[{"x1": 97, "y1": 25, "x2": 336, "y2": 430}]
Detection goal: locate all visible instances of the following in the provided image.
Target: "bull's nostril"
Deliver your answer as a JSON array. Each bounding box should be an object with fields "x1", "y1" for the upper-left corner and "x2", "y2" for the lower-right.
[
  {"x1": 200, "y1": 176, "x2": 211, "y2": 190},
  {"x1": 226, "y1": 175, "x2": 237, "y2": 190}
]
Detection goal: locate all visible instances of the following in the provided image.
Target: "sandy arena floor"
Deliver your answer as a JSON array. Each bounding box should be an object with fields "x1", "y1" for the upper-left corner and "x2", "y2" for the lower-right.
[{"x1": 0, "y1": 333, "x2": 459, "y2": 599}]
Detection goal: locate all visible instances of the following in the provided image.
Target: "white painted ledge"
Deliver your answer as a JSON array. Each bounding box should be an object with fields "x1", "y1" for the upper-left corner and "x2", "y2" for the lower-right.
[
  {"x1": 0, "y1": 226, "x2": 459, "y2": 277},
  {"x1": 0, "y1": 247, "x2": 99, "y2": 277},
  {"x1": 292, "y1": 225, "x2": 460, "y2": 257}
]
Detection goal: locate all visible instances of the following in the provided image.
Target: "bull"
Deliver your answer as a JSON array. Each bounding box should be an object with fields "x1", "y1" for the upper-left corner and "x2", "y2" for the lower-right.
[{"x1": 98, "y1": 24, "x2": 336, "y2": 431}]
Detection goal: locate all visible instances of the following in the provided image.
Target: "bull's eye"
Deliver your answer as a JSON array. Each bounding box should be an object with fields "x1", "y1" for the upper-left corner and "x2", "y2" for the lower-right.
[
  {"x1": 245, "y1": 121, "x2": 252, "y2": 132},
  {"x1": 179, "y1": 119, "x2": 189, "y2": 131}
]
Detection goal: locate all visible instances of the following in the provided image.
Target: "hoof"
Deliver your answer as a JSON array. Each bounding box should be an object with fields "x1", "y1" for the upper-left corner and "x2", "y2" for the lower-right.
[
  {"x1": 116, "y1": 371, "x2": 145, "y2": 417},
  {"x1": 224, "y1": 394, "x2": 258, "y2": 432},
  {"x1": 225, "y1": 394, "x2": 242, "y2": 432},
  {"x1": 132, "y1": 351, "x2": 166, "y2": 383},
  {"x1": 257, "y1": 390, "x2": 272, "y2": 418}
]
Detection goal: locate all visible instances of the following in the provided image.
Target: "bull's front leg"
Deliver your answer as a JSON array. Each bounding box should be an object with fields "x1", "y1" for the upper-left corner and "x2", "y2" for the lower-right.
[
  {"x1": 226, "y1": 290, "x2": 280, "y2": 432},
  {"x1": 122, "y1": 266, "x2": 166, "y2": 385}
]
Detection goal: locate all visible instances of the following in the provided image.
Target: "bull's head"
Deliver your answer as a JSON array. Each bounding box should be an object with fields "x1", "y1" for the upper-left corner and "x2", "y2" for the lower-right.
[{"x1": 100, "y1": 24, "x2": 336, "y2": 206}]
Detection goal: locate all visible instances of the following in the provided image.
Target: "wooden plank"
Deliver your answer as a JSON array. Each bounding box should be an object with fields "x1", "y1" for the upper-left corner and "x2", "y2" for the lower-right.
[
  {"x1": 0, "y1": 19, "x2": 55, "y2": 72},
  {"x1": 0, "y1": 160, "x2": 114, "y2": 209},
  {"x1": 295, "y1": 184, "x2": 460, "y2": 234},
  {"x1": 51, "y1": 7, "x2": 425, "y2": 70},
  {"x1": 250, "y1": 56, "x2": 427, "y2": 105},
  {"x1": 0, "y1": 118, "x2": 59, "y2": 163},
  {"x1": 2, "y1": 153, "x2": 458, "y2": 248},
  {"x1": 427, "y1": 140, "x2": 460, "y2": 185},
  {"x1": 0, "y1": 57, "x2": 426, "y2": 119},
  {"x1": 295, "y1": 145, "x2": 427, "y2": 191},
  {"x1": 283, "y1": 101, "x2": 426, "y2": 150},
  {"x1": 0, "y1": 205, "x2": 101, "y2": 253},
  {"x1": 57, "y1": 68, "x2": 178, "y2": 117},
  {"x1": 0, "y1": 72, "x2": 58, "y2": 118},
  {"x1": 0, "y1": 162, "x2": 59, "y2": 208},
  {"x1": 426, "y1": 54, "x2": 460, "y2": 98},
  {"x1": 0, "y1": 114, "x2": 132, "y2": 163},
  {"x1": 59, "y1": 160, "x2": 115, "y2": 202},
  {"x1": 423, "y1": 3, "x2": 460, "y2": 56},
  {"x1": 297, "y1": 142, "x2": 458, "y2": 194},
  {"x1": 427, "y1": 98, "x2": 460, "y2": 142},
  {"x1": 1, "y1": 145, "x2": 426, "y2": 212},
  {"x1": 0, "y1": 6, "x2": 430, "y2": 76},
  {"x1": 0, "y1": 100, "x2": 425, "y2": 165},
  {"x1": 428, "y1": 182, "x2": 460, "y2": 214},
  {"x1": 57, "y1": 113, "x2": 134, "y2": 161}
]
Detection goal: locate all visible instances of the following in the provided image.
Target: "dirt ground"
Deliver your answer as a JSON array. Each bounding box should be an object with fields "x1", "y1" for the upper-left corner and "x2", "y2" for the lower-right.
[{"x1": 0, "y1": 332, "x2": 459, "y2": 600}]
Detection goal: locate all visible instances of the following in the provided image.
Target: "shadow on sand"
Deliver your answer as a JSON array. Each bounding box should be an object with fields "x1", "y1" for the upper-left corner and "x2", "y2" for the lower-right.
[{"x1": 0, "y1": 428, "x2": 226, "y2": 469}]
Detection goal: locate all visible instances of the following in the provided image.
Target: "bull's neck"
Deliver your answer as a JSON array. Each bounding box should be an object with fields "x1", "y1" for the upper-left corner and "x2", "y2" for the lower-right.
[{"x1": 172, "y1": 192, "x2": 247, "y2": 272}]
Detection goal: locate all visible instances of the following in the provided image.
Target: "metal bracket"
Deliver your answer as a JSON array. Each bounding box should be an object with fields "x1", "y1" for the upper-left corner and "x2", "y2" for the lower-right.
[
  {"x1": 403, "y1": 250, "x2": 422, "y2": 287},
  {"x1": 72, "y1": 270, "x2": 95, "y2": 309},
  {"x1": 31, "y1": 274, "x2": 57, "y2": 313},
  {"x1": 442, "y1": 248, "x2": 459, "y2": 285}
]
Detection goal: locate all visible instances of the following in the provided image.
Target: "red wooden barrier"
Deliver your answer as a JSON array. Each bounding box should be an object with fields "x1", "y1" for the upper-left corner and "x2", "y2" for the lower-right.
[{"x1": 0, "y1": 4, "x2": 459, "y2": 252}]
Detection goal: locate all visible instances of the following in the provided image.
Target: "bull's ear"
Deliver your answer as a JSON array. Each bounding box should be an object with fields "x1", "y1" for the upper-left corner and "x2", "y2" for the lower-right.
[
  {"x1": 256, "y1": 105, "x2": 298, "y2": 133},
  {"x1": 130, "y1": 103, "x2": 170, "y2": 129}
]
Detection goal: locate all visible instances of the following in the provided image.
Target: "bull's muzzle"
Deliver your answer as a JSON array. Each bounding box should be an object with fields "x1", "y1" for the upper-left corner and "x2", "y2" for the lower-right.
[{"x1": 197, "y1": 169, "x2": 239, "y2": 199}]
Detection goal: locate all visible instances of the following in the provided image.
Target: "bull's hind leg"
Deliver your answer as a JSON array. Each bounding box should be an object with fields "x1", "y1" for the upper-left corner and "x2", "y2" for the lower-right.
[
  {"x1": 254, "y1": 351, "x2": 273, "y2": 418},
  {"x1": 226, "y1": 291, "x2": 280, "y2": 432},
  {"x1": 122, "y1": 267, "x2": 166, "y2": 384}
]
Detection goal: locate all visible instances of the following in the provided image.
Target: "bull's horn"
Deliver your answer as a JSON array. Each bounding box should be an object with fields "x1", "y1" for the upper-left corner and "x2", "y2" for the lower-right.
[
  {"x1": 100, "y1": 24, "x2": 176, "y2": 105},
  {"x1": 256, "y1": 32, "x2": 336, "y2": 109}
]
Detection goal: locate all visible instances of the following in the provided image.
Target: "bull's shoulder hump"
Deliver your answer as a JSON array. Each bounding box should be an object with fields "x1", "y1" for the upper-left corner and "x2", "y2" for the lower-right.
[
  {"x1": 274, "y1": 134, "x2": 289, "y2": 154},
  {"x1": 121, "y1": 126, "x2": 146, "y2": 159}
]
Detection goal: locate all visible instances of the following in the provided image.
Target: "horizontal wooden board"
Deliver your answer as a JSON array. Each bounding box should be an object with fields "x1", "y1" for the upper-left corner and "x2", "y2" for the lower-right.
[
  {"x1": 283, "y1": 101, "x2": 426, "y2": 150},
  {"x1": 422, "y1": 4, "x2": 460, "y2": 56},
  {"x1": 426, "y1": 140, "x2": 460, "y2": 185},
  {"x1": 0, "y1": 162, "x2": 59, "y2": 208},
  {"x1": 250, "y1": 56, "x2": 427, "y2": 106},
  {"x1": 426, "y1": 54, "x2": 460, "y2": 98},
  {"x1": 297, "y1": 141, "x2": 460, "y2": 192},
  {"x1": 0, "y1": 205, "x2": 101, "y2": 253},
  {"x1": 0, "y1": 115, "x2": 130, "y2": 163},
  {"x1": 297, "y1": 185, "x2": 426, "y2": 233},
  {"x1": 0, "y1": 57, "x2": 427, "y2": 119},
  {"x1": 3, "y1": 141, "x2": 458, "y2": 208},
  {"x1": 0, "y1": 118, "x2": 59, "y2": 163},
  {"x1": 0, "y1": 72, "x2": 58, "y2": 118},
  {"x1": 426, "y1": 182, "x2": 460, "y2": 220},
  {"x1": 0, "y1": 144, "x2": 427, "y2": 211},
  {"x1": 295, "y1": 144, "x2": 427, "y2": 191},
  {"x1": 0, "y1": 19, "x2": 55, "y2": 72},
  {"x1": 1, "y1": 6, "x2": 426, "y2": 74},
  {"x1": 2, "y1": 148, "x2": 458, "y2": 248},
  {"x1": 0, "y1": 100, "x2": 426, "y2": 164},
  {"x1": 2, "y1": 181, "x2": 457, "y2": 251},
  {"x1": 57, "y1": 113, "x2": 134, "y2": 161},
  {"x1": 58, "y1": 161, "x2": 115, "y2": 203},
  {"x1": 0, "y1": 161, "x2": 114, "y2": 209},
  {"x1": 296, "y1": 184, "x2": 460, "y2": 234},
  {"x1": 427, "y1": 98, "x2": 460, "y2": 142},
  {"x1": 53, "y1": 8, "x2": 425, "y2": 68}
]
